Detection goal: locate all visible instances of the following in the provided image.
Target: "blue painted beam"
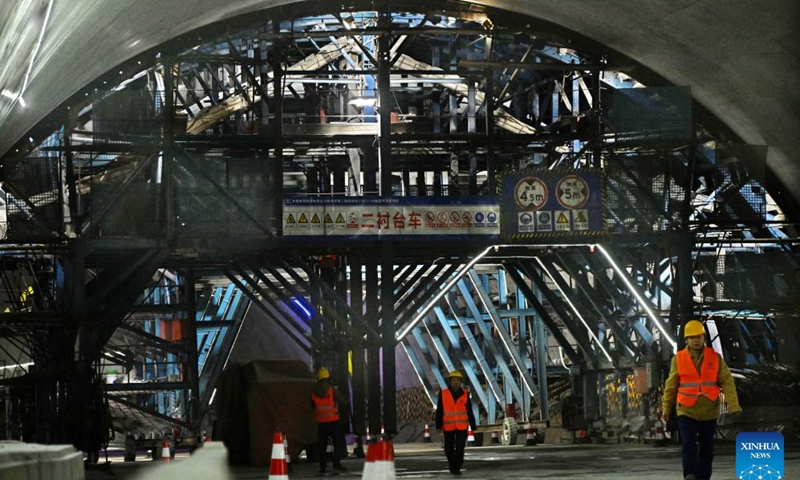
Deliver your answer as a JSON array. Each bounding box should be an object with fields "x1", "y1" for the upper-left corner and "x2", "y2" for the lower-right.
[
  {"x1": 436, "y1": 302, "x2": 503, "y2": 423},
  {"x1": 467, "y1": 271, "x2": 542, "y2": 412},
  {"x1": 455, "y1": 278, "x2": 525, "y2": 408}
]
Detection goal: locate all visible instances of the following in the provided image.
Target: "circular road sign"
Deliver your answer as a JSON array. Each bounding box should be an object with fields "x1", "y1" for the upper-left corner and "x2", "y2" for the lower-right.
[
  {"x1": 514, "y1": 177, "x2": 548, "y2": 210},
  {"x1": 556, "y1": 175, "x2": 590, "y2": 209}
]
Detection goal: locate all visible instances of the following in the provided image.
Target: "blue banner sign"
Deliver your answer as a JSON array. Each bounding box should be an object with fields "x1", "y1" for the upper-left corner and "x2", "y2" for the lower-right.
[
  {"x1": 499, "y1": 170, "x2": 604, "y2": 238},
  {"x1": 283, "y1": 196, "x2": 499, "y2": 238}
]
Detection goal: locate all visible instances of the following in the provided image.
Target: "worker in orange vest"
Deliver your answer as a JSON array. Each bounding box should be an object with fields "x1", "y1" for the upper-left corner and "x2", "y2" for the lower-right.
[
  {"x1": 662, "y1": 320, "x2": 742, "y2": 480},
  {"x1": 311, "y1": 367, "x2": 348, "y2": 475},
  {"x1": 435, "y1": 370, "x2": 476, "y2": 476}
]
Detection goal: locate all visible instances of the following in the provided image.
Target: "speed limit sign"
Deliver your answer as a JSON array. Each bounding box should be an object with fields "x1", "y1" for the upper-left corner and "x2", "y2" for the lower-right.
[{"x1": 514, "y1": 177, "x2": 548, "y2": 211}]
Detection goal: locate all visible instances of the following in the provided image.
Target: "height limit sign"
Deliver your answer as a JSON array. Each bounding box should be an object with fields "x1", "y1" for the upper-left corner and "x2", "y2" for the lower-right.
[
  {"x1": 500, "y1": 169, "x2": 604, "y2": 238},
  {"x1": 556, "y1": 175, "x2": 589, "y2": 209},
  {"x1": 514, "y1": 177, "x2": 548, "y2": 210}
]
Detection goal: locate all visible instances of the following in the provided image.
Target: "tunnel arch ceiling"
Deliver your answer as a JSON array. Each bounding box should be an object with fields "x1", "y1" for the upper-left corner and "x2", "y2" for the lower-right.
[{"x1": 0, "y1": 0, "x2": 798, "y2": 216}]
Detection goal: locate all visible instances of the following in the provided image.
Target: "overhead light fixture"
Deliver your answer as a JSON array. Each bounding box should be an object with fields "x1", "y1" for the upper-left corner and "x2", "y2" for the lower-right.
[
  {"x1": 396, "y1": 245, "x2": 494, "y2": 341},
  {"x1": 1, "y1": 89, "x2": 24, "y2": 107},
  {"x1": 348, "y1": 97, "x2": 376, "y2": 107}
]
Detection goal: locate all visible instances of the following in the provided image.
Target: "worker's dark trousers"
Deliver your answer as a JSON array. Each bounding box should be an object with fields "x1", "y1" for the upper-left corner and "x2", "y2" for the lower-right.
[
  {"x1": 317, "y1": 421, "x2": 344, "y2": 471},
  {"x1": 678, "y1": 415, "x2": 716, "y2": 479},
  {"x1": 443, "y1": 429, "x2": 468, "y2": 473}
]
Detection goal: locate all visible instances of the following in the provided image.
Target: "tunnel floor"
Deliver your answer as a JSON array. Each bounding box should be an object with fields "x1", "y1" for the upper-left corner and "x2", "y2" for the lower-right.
[{"x1": 84, "y1": 442, "x2": 800, "y2": 479}]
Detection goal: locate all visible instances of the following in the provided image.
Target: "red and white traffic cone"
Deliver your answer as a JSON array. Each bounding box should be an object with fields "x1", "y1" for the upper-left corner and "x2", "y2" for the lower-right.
[
  {"x1": 362, "y1": 440, "x2": 395, "y2": 480},
  {"x1": 525, "y1": 427, "x2": 537, "y2": 446},
  {"x1": 655, "y1": 421, "x2": 665, "y2": 444},
  {"x1": 423, "y1": 424, "x2": 432, "y2": 443},
  {"x1": 283, "y1": 432, "x2": 292, "y2": 472},
  {"x1": 161, "y1": 438, "x2": 171, "y2": 463},
  {"x1": 467, "y1": 429, "x2": 475, "y2": 447},
  {"x1": 268, "y1": 430, "x2": 289, "y2": 480}
]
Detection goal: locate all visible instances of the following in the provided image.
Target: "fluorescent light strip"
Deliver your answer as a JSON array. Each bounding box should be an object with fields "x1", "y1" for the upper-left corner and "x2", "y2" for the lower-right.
[
  {"x1": 535, "y1": 257, "x2": 613, "y2": 362},
  {"x1": 20, "y1": 0, "x2": 54, "y2": 97},
  {"x1": 395, "y1": 245, "x2": 494, "y2": 341},
  {"x1": 594, "y1": 244, "x2": 677, "y2": 352},
  {"x1": 0, "y1": 361, "x2": 33, "y2": 371},
  {"x1": 396, "y1": 243, "x2": 603, "y2": 342}
]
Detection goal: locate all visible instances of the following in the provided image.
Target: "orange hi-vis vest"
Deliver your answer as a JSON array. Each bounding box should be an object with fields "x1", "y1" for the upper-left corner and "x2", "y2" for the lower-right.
[
  {"x1": 442, "y1": 388, "x2": 469, "y2": 431},
  {"x1": 676, "y1": 347, "x2": 721, "y2": 407},
  {"x1": 311, "y1": 387, "x2": 340, "y2": 423}
]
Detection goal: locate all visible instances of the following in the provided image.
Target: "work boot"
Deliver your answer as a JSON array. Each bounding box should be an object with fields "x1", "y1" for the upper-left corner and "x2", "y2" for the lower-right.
[
  {"x1": 684, "y1": 475, "x2": 697, "y2": 480},
  {"x1": 332, "y1": 463, "x2": 347, "y2": 472}
]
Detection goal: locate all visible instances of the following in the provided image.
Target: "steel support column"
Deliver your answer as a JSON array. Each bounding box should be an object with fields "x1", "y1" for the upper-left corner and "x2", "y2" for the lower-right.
[
  {"x1": 349, "y1": 254, "x2": 366, "y2": 453},
  {"x1": 674, "y1": 231, "x2": 695, "y2": 345},
  {"x1": 381, "y1": 246, "x2": 396, "y2": 435},
  {"x1": 163, "y1": 64, "x2": 175, "y2": 241},
  {"x1": 272, "y1": 36, "x2": 284, "y2": 235},
  {"x1": 183, "y1": 269, "x2": 199, "y2": 429},
  {"x1": 378, "y1": 13, "x2": 393, "y2": 197},
  {"x1": 365, "y1": 253, "x2": 381, "y2": 437}
]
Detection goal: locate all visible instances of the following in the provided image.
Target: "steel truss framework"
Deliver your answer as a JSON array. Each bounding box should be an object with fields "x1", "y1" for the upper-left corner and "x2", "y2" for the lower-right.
[{"x1": 0, "y1": 1, "x2": 797, "y2": 454}]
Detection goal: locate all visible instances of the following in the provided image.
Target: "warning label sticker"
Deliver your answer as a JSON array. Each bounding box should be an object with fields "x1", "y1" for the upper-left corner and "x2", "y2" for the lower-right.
[
  {"x1": 573, "y1": 210, "x2": 589, "y2": 230},
  {"x1": 555, "y1": 211, "x2": 571, "y2": 231}
]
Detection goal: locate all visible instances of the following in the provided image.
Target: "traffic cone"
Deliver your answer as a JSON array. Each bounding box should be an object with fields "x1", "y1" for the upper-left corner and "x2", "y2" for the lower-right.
[
  {"x1": 491, "y1": 431, "x2": 499, "y2": 444},
  {"x1": 269, "y1": 431, "x2": 289, "y2": 480},
  {"x1": 467, "y1": 429, "x2": 475, "y2": 447},
  {"x1": 161, "y1": 438, "x2": 171, "y2": 463},
  {"x1": 362, "y1": 440, "x2": 395, "y2": 480},
  {"x1": 283, "y1": 432, "x2": 292, "y2": 472},
  {"x1": 423, "y1": 424, "x2": 432, "y2": 443},
  {"x1": 655, "y1": 421, "x2": 665, "y2": 445},
  {"x1": 525, "y1": 427, "x2": 537, "y2": 446}
]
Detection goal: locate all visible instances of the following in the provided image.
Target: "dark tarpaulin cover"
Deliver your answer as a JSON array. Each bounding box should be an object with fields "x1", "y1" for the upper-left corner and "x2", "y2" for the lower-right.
[{"x1": 216, "y1": 360, "x2": 318, "y2": 466}]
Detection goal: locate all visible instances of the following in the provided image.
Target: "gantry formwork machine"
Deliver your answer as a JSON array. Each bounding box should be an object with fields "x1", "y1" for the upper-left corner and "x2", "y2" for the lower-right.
[{"x1": 0, "y1": 1, "x2": 797, "y2": 459}]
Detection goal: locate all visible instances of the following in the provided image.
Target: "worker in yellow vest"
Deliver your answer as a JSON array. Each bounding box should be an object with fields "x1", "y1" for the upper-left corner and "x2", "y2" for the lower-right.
[
  {"x1": 435, "y1": 370, "x2": 476, "y2": 476},
  {"x1": 662, "y1": 320, "x2": 742, "y2": 480},
  {"x1": 311, "y1": 367, "x2": 348, "y2": 475}
]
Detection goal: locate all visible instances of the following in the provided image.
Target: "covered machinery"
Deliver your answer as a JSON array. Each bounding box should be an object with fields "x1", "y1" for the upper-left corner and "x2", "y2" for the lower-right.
[{"x1": 215, "y1": 360, "x2": 318, "y2": 466}]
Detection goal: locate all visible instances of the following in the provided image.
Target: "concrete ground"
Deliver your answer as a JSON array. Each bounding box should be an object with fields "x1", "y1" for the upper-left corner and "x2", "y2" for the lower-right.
[{"x1": 85, "y1": 442, "x2": 800, "y2": 480}]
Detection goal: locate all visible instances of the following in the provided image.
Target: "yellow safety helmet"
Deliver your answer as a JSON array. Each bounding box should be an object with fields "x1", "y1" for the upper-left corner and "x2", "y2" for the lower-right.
[
  {"x1": 446, "y1": 370, "x2": 463, "y2": 379},
  {"x1": 683, "y1": 320, "x2": 705, "y2": 338},
  {"x1": 316, "y1": 367, "x2": 331, "y2": 380}
]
